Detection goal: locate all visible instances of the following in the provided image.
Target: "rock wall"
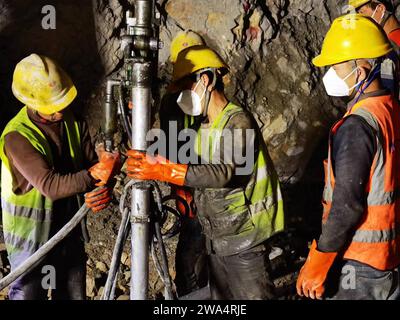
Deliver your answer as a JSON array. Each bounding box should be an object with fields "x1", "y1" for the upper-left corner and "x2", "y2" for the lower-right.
[
  {"x1": 1, "y1": 0, "x2": 398, "y2": 181},
  {"x1": 92, "y1": 0, "x2": 347, "y2": 183}
]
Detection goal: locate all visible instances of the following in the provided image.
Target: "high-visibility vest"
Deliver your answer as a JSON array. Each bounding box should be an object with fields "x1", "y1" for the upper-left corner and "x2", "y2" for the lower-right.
[
  {"x1": 322, "y1": 95, "x2": 400, "y2": 271},
  {"x1": 193, "y1": 102, "x2": 285, "y2": 255},
  {"x1": 0, "y1": 106, "x2": 83, "y2": 268}
]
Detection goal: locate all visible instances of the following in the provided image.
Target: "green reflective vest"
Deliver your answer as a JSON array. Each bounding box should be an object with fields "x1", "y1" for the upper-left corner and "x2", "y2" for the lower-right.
[
  {"x1": 193, "y1": 102, "x2": 285, "y2": 256},
  {"x1": 0, "y1": 107, "x2": 82, "y2": 268}
]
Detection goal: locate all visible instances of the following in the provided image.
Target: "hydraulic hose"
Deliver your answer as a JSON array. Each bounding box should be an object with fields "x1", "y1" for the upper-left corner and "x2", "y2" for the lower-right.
[
  {"x1": 102, "y1": 207, "x2": 130, "y2": 300},
  {"x1": 117, "y1": 84, "x2": 132, "y2": 144},
  {"x1": 102, "y1": 179, "x2": 178, "y2": 300},
  {"x1": 153, "y1": 220, "x2": 174, "y2": 300},
  {"x1": 102, "y1": 180, "x2": 135, "y2": 300},
  {"x1": 0, "y1": 204, "x2": 90, "y2": 291}
]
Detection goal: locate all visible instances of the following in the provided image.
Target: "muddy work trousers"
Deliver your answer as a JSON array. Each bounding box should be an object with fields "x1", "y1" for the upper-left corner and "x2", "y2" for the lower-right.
[
  {"x1": 326, "y1": 260, "x2": 400, "y2": 300},
  {"x1": 175, "y1": 216, "x2": 208, "y2": 297},
  {"x1": 209, "y1": 243, "x2": 275, "y2": 300},
  {"x1": 8, "y1": 234, "x2": 86, "y2": 300}
]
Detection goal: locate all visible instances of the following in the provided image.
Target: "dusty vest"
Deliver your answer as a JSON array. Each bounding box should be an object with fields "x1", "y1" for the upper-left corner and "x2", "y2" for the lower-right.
[
  {"x1": 193, "y1": 102, "x2": 285, "y2": 256},
  {"x1": 0, "y1": 107, "x2": 83, "y2": 268},
  {"x1": 323, "y1": 95, "x2": 400, "y2": 270}
]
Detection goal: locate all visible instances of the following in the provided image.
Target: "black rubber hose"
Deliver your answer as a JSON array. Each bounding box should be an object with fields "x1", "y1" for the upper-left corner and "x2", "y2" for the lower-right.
[
  {"x1": 0, "y1": 204, "x2": 90, "y2": 291},
  {"x1": 102, "y1": 207, "x2": 130, "y2": 300},
  {"x1": 117, "y1": 84, "x2": 132, "y2": 143}
]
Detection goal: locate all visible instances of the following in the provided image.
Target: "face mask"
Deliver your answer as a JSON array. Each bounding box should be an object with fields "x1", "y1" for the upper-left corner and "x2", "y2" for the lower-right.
[
  {"x1": 177, "y1": 79, "x2": 206, "y2": 116},
  {"x1": 322, "y1": 67, "x2": 362, "y2": 97},
  {"x1": 371, "y1": 6, "x2": 386, "y2": 25}
]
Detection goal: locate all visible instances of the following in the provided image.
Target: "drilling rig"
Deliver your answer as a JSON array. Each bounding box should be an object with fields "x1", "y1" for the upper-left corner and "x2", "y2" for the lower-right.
[{"x1": 101, "y1": 0, "x2": 165, "y2": 300}]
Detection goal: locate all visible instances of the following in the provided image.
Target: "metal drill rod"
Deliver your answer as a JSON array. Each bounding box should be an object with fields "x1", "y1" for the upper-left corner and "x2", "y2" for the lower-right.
[
  {"x1": 130, "y1": 62, "x2": 153, "y2": 299},
  {"x1": 124, "y1": 0, "x2": 160, "y2": 300}
]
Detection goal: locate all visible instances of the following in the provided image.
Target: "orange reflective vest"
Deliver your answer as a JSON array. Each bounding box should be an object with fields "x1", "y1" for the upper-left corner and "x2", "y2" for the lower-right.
[{"x1": 322, "y1": 94, "x2": 400, "y2": 271}]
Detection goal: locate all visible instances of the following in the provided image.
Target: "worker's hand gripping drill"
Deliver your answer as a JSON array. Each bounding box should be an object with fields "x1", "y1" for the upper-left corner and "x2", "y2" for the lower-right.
[
  {"x1": 89, "y1": 150, "x2": 122, "y2": 186},
  {"x1": 296, "y1": 240, "x2": 338, "y2": 300},
  {"x1": 85, "y1": 150, "x2": 122, "y2": 213},
  {"x1": 126, "y1": 150, "x2": 188, "y2": 186}
]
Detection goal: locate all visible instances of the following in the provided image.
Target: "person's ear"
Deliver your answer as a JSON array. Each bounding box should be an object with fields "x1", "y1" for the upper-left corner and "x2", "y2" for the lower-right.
[
  {"x1": 377, "y1": 3, "x2": 386, "y2": 14},
  {"x1": 357, "y1": 66, "x2": 368, "y2": 82}
]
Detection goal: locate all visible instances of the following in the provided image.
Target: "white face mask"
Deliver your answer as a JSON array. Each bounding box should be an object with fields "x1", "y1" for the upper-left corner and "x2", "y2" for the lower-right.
[
  {"x1": 322, "y1": 67, "x2": 362, "y2": 97},
  {"x1": 371, "y1": 6, "x2": 386, "y2": 25},
  {"x1": 177, "y1": 79, "x2": 207, "y2": 116}
]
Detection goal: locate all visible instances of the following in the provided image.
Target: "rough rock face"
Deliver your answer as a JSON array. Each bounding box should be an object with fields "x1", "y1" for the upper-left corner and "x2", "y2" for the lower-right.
[
  {"x1": 1, "y1": 0, "x2": 400, "y2": 299},
  {"x1": 162, "y1": 0, "x2": 343, "y2": 183},
  {"x1": 0, "y1": 0, "x2": 397, "y2": 179},
  {"x1": 92, "y1": 0, "x2": 349, "y2": 183},
  {"x1": 0, "y1": 0, "x2": 104, "y2": 131}
]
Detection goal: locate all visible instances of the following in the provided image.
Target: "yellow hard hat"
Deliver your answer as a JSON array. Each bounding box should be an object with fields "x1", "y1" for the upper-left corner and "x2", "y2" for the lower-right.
[
  {"x1": 12, "y1": 54, "x2": 77, "y2": 114},
  {"x1": 172, "y1": 45, "x2": 228, "y2": 82},
  {"x1": 170, "y1": 30, "x2": 205, "y2": 63},
  {"x1": 313, "y1": 14, "x2": 392, "y2": 67},
  {"x1": 348, "y1": 0, "x2": 371, "y2": 10}
]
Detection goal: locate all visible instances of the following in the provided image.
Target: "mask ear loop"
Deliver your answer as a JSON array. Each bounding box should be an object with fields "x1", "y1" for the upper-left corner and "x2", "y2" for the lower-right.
[
  {"x1": 380, "y1": 8, "x2": 390, "y2": 26},
  {"x1": 372, "y1": 4, "x2": 390, "y2": 26},
  {"x1": 352, "y1": 60, "x2": 381, "y2": 106},
  {"x1": 371, "y1": 6, "x2": 379, "y2": 21},
  {"x1": 192, "y1": 78, "x2": 202, "y2": 92},
  {"x1": 191, "y1": 76, "x2": 208, "y2": 118},
  {"x1": 344, "y1": 61, "x2": 363, "y2": 106}
]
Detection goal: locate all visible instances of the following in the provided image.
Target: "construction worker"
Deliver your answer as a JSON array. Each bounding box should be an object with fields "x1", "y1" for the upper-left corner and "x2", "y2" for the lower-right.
[
  {"x1": 349, "y1": 0, "x2": 400, "y2": 43},
  {"x1": 296, "y1": 14, "x2": 400, "y2": 300},
  {"x1": 159, "y1": 30, "x2": 208, "y2": 297},
  {"x1": 349, "y1": 0, "x2": 400, "y2": 97},
  {"x1": 0, "y1": 54, "x2": 120, "y2": 300},
  {"x1": 127, "y1": 44, "x2": 285, "y2": 299}
]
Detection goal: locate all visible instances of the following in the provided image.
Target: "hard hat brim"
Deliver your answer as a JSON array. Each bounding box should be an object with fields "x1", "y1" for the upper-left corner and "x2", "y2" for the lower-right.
[
  {"x1": 313, "y1": 47, "x2": 393, "y2": 67},
  {"x1": 12, "y1": 84, "x2": 77, "y2": 115},
  {"x1": 349, "y1": 0, "x2": 371, "y2": 10}
]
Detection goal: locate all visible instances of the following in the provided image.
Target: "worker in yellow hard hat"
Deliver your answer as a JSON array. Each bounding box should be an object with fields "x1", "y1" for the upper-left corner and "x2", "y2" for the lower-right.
[
  {"x1": 158, "y1": 30, "x2": 208, "y2": 297},
  {"x1": 297, "y1": 14, "x2": 400, "y2": 300},
  {"x1": 127, "y1": 43, "x2": 285, "y2": 300},
  {"x1": 348, "y1": 0, "x2": 399, "y2": 40},
  {"x1": 0, "y1": 54, "x2": 121, "y2": 299},
  {"x1": 348, "y1": 1, "x2": 400, "y2": 98}
]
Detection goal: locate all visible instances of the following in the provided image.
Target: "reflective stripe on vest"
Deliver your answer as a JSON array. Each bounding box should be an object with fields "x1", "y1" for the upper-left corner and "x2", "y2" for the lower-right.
[
  {"x1": 322, "y1": 95, "x2": 400, "y2": 270},
  {"x1": 195, "y1": 102, "x2": 285, "y2": 248},
  {"x1": 0, "y1": 106, "x2": 82, "y2": 267},
  {"x1": 184, "y1": 114, "x2": 195, "y2": 129}
]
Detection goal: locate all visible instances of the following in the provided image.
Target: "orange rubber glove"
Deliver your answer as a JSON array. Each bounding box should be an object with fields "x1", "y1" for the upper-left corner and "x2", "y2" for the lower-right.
[
  {"x1": 296, "y1": 240, "x2": 338, "y2": 300},
  {"x1": 126, "y1": 150, "x2": 188, "y2": 186},
  {"x1": 84, "y1": 186, "x2": 112, "y2": 213},
  {"x1": 89, "y1": 151, "x2": 121, "y2": 186},
  {"x1": 174, "y1": 186, "x2": 195, "y2": 218}
]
